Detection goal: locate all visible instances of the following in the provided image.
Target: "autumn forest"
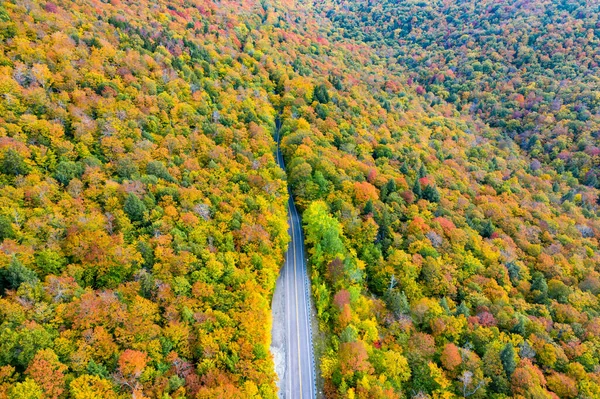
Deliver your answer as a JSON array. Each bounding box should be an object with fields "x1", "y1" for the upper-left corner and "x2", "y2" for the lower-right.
[{"x1": 0, "y1": 0, "x2": 599, "y2": 398}]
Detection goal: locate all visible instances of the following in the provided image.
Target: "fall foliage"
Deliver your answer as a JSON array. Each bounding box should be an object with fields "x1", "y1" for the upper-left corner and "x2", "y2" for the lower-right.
[{"x1": 1, "y1": 0, "x2": 600, "y2": 398}]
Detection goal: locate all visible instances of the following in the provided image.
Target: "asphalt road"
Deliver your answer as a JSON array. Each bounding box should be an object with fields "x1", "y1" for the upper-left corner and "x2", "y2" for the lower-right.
[{"x1": 275, "y1": 123, "x2": 317, "y2": 399}]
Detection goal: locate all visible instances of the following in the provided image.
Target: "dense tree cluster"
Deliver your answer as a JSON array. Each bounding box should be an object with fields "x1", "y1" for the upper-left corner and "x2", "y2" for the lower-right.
[
  {"x1": 274, "y1": 1, "x2": 600, "y2": 398},
  {"x1": 318, "y1": 0, "x2": 600, "y2": 189},
  {"x1": 0, "y1": 0, "x2": 291, "y2": 397},
  {"x1": 1, "y1": 0, "x2": 600, "y2": 398}
]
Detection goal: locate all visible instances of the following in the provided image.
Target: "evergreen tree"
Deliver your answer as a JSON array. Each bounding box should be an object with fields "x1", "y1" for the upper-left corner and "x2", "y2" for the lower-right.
[
  {"x1": 585, "y1": 172, "x2": 598, "y2": 188},
  {"x1": 400, "y1": 161, "x2": 409, "y2": 175},
  {"x1": 363, "y1": 199, "x2": 374, "y2": 215},
  {"x1": 381, "y1": 179, "x2": 396, "y2": 202},
  {"x1": 531, "y1": 272, "x2": 549, "y2": 304},
  {"x1": 500, "y1": 343, "x2": 516, "y2": 377},
  {"x1": 313, "y1": 83, "x2": 330, "y2": 104},
  {"x1": 506, "y1": 261, "x2": 521, "y2": 283},
  {"x1": 422, "y1": 184, "x2": 440, "y2": 202},
  {"x1": 480, "y1": 219, "x2": 495, "y2": 238},
  {"x1": 0, "y1": 257, "x2": 38, "y2": 293},
  {"x1": 412, "y1": 178, "x2": 422, "y2": 198},
  {"x1": 385, "y1": 178, "x2": 397, "y2": 195},
  {"x1": 440, "y1": 297, "x2": 450, "y2": 314},
  {"x1": 455, "y1": 301, "x2": 470, "y2": 317},
  {"x1": 512, "y1": 316, "x2": 526, "y2": 335},
  {"x1": 386, "y1": 290, "x2": 409, "y2": 317}
]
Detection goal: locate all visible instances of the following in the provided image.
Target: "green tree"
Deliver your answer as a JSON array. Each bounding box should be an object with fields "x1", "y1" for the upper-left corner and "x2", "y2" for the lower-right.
[
  {"x1": 363, "y1": 199, "x2": 374, "y2": 215},
  {"x1": 386, "y1": 290, "x2": 409, "y2": 317},
  {"x1": 480, "y1": 219, "x2": 495, "y2": 238},
  {"x1": 1, "y1": 149, "x2": 29, "y2": 176},
  {"x1": 54, "y1": 161, "x2": 83, "y2": 185},
  {"x1": 500, "y1": 343, "x2": 516, "y2": 378},
  {"x1": 34, "y1": 250, "x2": 66, "y2": 276},
  {"x1": 115, "y1": 157, "x2": 139, "y2": 179},
  {"x1": 412, "y1": 178, "x2": 422, "y2": 198},
  {"x1": 124, "y1": 193, "x2": 147, "y2": 222},
  {"x1": 548, "y1": 279, "x2": 571, "y2": 304},
  {"x1": 146, "y1": 161, "x2": 173, "y2": 182},
  {"x1": 303, "y1": 201, "x2": 346, "y2": 271},
  {"x1": 422, "y1": 185, "x2": 440, "y2": 202},
  {"x1": 0, "y1": 257, "x2": 38, "y2": 292},
  {"x1": 531, "y1": 272, "x2": 549, "y2": 304},
  {"x1": 313, "y1": 83, "x2": 330, "y2": 104},
  {"x1": 0, "y1": 215, "x2": 15, "y2": 241},
  {"x1": 456, "y1": 301, "x2": 470, "y2": 317}
]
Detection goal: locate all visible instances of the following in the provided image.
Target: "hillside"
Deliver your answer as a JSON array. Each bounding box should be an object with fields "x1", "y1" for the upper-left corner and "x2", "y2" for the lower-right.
[
  {"x1": 316, "y1": 0, "x2": 600, "y2": 187},
  {"x1": 0, "y1": 0, "x2": 289, "y2": 397},
  {"x1": 0, "y1": 0, "x2": 600, "y2": 398}
]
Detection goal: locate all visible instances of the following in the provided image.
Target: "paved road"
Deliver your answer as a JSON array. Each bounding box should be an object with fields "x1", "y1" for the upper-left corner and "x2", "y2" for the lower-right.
[{"x1": 275, "y1": 122, "x2": 317, "y2": 399}]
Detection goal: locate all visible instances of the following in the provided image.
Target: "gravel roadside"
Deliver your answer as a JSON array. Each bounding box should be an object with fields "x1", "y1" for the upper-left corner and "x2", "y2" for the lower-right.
[{"x1": 270, "y1": 272, "x2": 286, "y2": 398}]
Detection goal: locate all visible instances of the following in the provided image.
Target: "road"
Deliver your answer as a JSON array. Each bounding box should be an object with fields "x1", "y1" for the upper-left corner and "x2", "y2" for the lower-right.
[{"x1": 275, "y1": 121, "x2": 317, "y2": 399}]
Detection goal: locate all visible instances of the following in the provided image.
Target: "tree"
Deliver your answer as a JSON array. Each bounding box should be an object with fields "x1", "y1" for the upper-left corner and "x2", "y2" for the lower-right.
[
  {"x1": 146, "y1": 161, "x2": 173, "y2": 182},
  {"x1": 124, "y1": 193, "x2": 147, "y2": 222},
  {"x1": 480, "y1": 219, "x2": 494, "y2": 238},
  {"x1": 412, "y1": 178, "x2": 422, "y2": 198},
  {"x1": 440, "y1": 343, "x2": 462, "y2": 372},
  {"x1": 25, "y1": 349, "x2": 67, "y2": 399},
  {"x1": 34, "y1": 250, "x2": 66, "y2": 276},
  {"x1": 339, "y1": 341, "x2": 373, "y2": 377},
  {"x1": 0, "y1": 215, "x2": 15, "y2": 241},
  {"x1": 115, "y1": 157, "x2": 139, "y2": 179},
  {"x1": 0, "y1": 149, "x2": 29, "y2": 176},
  {"x1": 386, "y1": 290, "x2": 409, "y2": 317},
  {"x1": 8, "y1": 378, "x2": 43, "y2": 399},
  {"x1": 459, "y1": 370, "x2": 486, "y2": 398},
  {"x1": 548, "y1": 279, "x2": 570, "y2": 303},
  {"x1": 70, "y1": 375, "x2": 117, "y2": 399},
  {"x1": 313, "y1": 83, "x2": 330, "y2": 103},
  {"x1": 382, "y1": 351, "x2": 410, "y2": 388},
  {"x1": 0, "y1": 257, "x2": 38, "y2": 292},
  {"x1": 511, "y1": 359, "x2": 547, "y2": 396},
  {"x1": 363, "y1": 199, "x2": 374, "y2": 215},
  {"x1": 500, "y1": 344, "x2": 516, "y2": 378},
  {"x1": 303, "y1": 201, "x2": 346, "y2": 270},
  {"x1": 530, "y1": 272, "x2": 549, "y2": 304},
  {"x1": 456, "y1": 301, "x2": 470, "y2": 317},
  {"x1": 422, "y1": 185, "x2": 440, "y2": 202},
  {"x1": 547, "y1": 372, "x2": 578, "y2": 398},
  {"x1": 53, "y1": 161, "x2": 83, "y2": 185},
  {"x1": 118, "y1": 350, "x2": 147, "y2": 377},
  {"x1": 382, "y1": 178, "x2": 397, "y2": 201},
  {"x1": 354, "y1": 181, "x2": 379, "y2": 203}
]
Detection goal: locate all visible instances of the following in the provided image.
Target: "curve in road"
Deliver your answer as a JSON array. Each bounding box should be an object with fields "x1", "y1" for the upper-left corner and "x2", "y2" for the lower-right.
[{"x1": 275, "y1": 121, "x2": 317, "y2": 399}]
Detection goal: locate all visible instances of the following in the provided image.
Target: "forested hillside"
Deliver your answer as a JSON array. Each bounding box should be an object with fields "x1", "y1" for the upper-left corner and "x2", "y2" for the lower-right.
[
  {"x1": 317, "y1": 0, "x2": 600, "y2": 187},
  {"x1": 0, "y1": 0, "x2": 599, "y2": 398},
  {"x1": 0, "y1": 0, "x2": 290, "y2": 397}
]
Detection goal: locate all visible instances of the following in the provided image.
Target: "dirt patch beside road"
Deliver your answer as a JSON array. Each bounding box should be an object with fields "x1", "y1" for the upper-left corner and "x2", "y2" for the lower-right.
[{"x1": 270, "y1": 272, "x2": 286, "y2": 398}]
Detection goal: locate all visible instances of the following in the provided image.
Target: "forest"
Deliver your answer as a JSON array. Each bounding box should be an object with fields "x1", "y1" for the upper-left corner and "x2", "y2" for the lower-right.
[{"x1": 0, "y1": 0, "x2": 599, "y2": 398}]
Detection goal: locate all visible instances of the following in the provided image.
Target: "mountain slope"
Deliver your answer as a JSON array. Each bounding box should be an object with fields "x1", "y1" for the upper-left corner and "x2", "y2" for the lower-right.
[
  {"x1": 0, "y1": 0, "x2": 600, "y2": 398},
  {"x1": 316, "y1": 0, "x2": 600, "y2": 187},
  {"x1": 0, "y1": 0, "x2": 290, "y2": 397}
]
